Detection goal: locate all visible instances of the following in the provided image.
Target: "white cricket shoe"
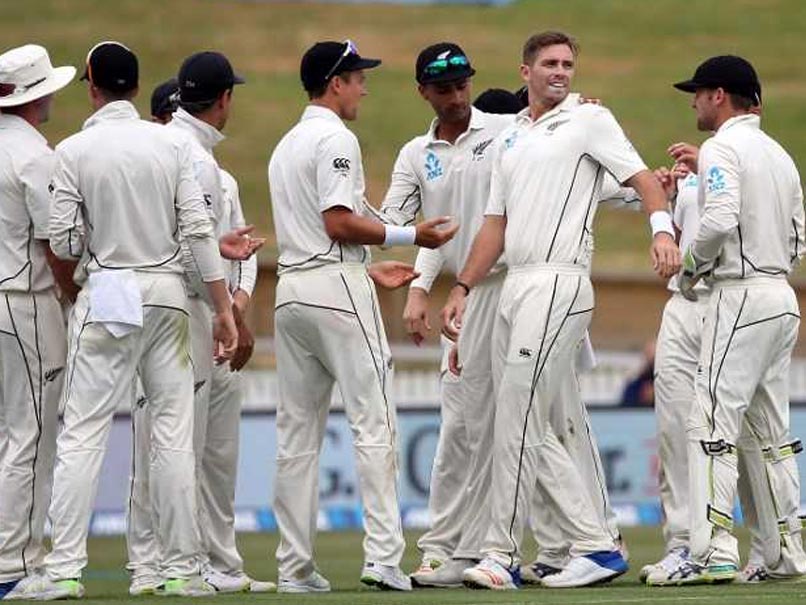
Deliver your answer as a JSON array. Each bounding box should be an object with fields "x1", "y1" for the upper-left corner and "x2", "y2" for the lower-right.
[
  {"x1": 520, "y1": 561, "x2": 562, "y2": 585},
  {"x1": 647, "y1": 560, "x2": 737, "y2": 586},
  {"x1": 640, "y1": 546, "x2": 689, "y2": 584},
  {"x1": 410, "y1": 555, "x2": 444, "y2": 577},
  {"x1": 3, "y1": 576, "x2": 85, "y2": 600},
  {"x1": 158, "y1": 575, "x2": 216, "y2": 597},
  {"x1": 736, "y1": 563, "x2": 768, "y2": 583},
  {"x1": 462, "y1": 557, "x2": 521, "y2": 590},
  {"x1": 410, "y1": 558, "x2": 473, "y2": 588},
  {"x1": 129, "y1": 574, "x2": 163, "y2": 596},
  {"x1": 360, "y1": 562, "x2": 412, "y2": 591},
  {"x1": 277, "y1": 569, "x2": 330, "y2": 593},
  {"x1": 202, "y1": 567, "x2": 250, "y2": 593},
  {"x1": 542, "y1": 551, "x2": 628, "y2": 588}
]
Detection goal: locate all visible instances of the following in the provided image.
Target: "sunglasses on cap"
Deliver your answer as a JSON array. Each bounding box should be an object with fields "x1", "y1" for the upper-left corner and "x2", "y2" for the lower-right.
[
  {"x1": 423, "y1": 54, "x2": 470, "y2": 77},
  {"x1": 323, "y1": 39, "x2": 359, "y2": 83}
]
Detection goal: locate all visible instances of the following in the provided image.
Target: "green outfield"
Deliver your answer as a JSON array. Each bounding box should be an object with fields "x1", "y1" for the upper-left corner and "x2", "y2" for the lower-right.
[
  {"x1": 3, "y1": 0, "x2": 806, "y2": 271},
  {"x1": 72, "y1": 528, "x2": 806, "y2": 603}
]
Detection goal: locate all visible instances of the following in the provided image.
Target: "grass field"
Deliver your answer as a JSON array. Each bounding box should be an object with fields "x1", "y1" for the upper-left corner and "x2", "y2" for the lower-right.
[
  {"x1": 4, "y1": 0, "x2": 806, "y2": 271},
  {"x1": 73, "y1": 527, "x2": 806, "y2": 604}
]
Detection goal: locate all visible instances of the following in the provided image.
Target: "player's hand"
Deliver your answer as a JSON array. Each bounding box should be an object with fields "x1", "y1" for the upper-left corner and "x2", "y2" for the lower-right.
[
  {"x1": 403, "y1": 287, "x2": 430, "y2": 346},
  {"x1": 230, "y1": 304, "x2": 254, "y2": 371},
  {"x1": 671, "y1": 161, "x2": 691, "y2": 182},
  {"x1": 219, "y1": 226, "x2": 266, "y2": 260},
  {"x1": 667, "y1": 142, "x2": 699, "y2": 174},
  {"x1": 440, "y1": 284, "x2": 467, "y2": 341},
  {"x1": 212, "y1": 308, "x2": 238, "y2": 364},
  {"x1": 448, "y1": 344, "x2": 462, "y2": 376},
  {"x1": 651, "y1": 232, "x2": 681, "y2": 279},
  {"x1": 415, "y1": 216, "x2": 459, "y2": 249},
  {"x1": 368, "y1": 261, "x2": 420, "y2": 290},
  {"x1": 678, "y1": 246, "x2": 701, "y2": 301},
  {"x1": 653, "y1": 166, "x2": 677, "y2": 201}
]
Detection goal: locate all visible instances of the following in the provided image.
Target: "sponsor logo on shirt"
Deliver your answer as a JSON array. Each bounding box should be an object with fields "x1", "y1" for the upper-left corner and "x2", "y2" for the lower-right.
[
  {"x1": 707, "y1": 166, "x2": 726, "y2": 193},
  {"x1": 425, "y1": 151, "x2": 443, "y2": 181},
  {"x1": 332, "y1": 157, "x2": 351, "y2": 177},
  {"x1": 518, "y1": 347, "x2": 533, "y2": 359},
  {"x1": 471, "y1": 138, "x2": 494, "y2": 161},
  {"x1": 503, "y1": 131, "x2": 518, "y2": 151}
]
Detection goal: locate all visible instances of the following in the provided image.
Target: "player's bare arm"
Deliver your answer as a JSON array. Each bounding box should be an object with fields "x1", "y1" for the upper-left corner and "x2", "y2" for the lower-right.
[
  {"x1": 322, "y1": 206, "x2": 458, "y2": 248},
  {"x1": 441, "y1": 214, "x2": 505, "y2": 340},
  {"x1": 403, "y1": 287, "x2": 430, "y2": 346},
  {"x1": 205, "y1": 279, "x2": 238, "y2": 363},
  {"x1": 625, "y1": 169, "x2": 681, "y2": 279}
]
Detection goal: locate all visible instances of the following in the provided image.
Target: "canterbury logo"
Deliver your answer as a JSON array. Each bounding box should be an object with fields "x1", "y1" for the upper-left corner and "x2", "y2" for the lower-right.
[
  {"x1": 44, "y1": 367, "x2": 64, "y2": 383},
  {"x1": 135, "y1": 395, "x2": 148, "y2": 409},
  {"x1": 518, "y1": 347, "x2": 533, "y2": 359},
  {"x1": 332, "y1": 157, "x2": 351, "y2": 173}
]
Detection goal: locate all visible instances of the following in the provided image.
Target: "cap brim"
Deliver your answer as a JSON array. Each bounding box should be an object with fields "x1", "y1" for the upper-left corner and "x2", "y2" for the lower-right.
[
  {"x1": 233, "y1": 73, "x2": 246, "y2": 85},
  {"x1": 0, "y1": 65, "x2": 77, "y2": 107},
  {"x1": 352, "y1": 58, "x2": 381, "y2": 71},
  {"x1": 673, "y1": 79, "x2": 700, "y2": 93},
  {"x1": 420, "y1": 67, "x2": 476, "y2": 85}
]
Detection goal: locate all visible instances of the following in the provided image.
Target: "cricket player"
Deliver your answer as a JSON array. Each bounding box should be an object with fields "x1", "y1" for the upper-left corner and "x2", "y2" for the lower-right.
[
  {"x1": 268, "y1": 39, "x2": 457, "y2": 593},
  {"x1": 14, "y1": 41, "x2": 243, "y2": 600},
  {"x1": 0, "y1": 44, "x2": 76, "y2": 600},
  {"x1": 125, "y1": 65, "x2": 273, "y2": 595},
  {"x1": 662, "y1": 55, "x2": 806, "y2": 585},
  {"x1": 441, "y1": 30, "x2": 680, "y2": 589},
  {"x1": 149, "y1": 77, "x2": 179, "y2": 124}
]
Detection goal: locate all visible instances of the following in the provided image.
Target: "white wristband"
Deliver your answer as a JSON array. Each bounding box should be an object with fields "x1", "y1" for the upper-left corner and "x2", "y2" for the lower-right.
[
  {"x1": 650, "y1": 211, "x2": 675, "y2": 237},
  {"x1": 383, "y1": 224, "x2": 416, "y2": 247}
]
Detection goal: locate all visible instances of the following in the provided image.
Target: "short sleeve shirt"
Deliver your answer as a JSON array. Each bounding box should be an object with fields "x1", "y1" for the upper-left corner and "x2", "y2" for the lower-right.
[
  {"x1": 268, "y1": 105, "x2": 368, "y2": 274},
  {"x1": 485, "y1": 96, "x2": 647, "y2": 269},
  {"x1": 0, "y1": 114, "x2": 55, "y2": 292}
]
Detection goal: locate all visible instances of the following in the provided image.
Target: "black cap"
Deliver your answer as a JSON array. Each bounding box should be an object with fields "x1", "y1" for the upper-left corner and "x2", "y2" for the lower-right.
[
  {"x1": 178, "y1": 51, "x2": 245, "y2": 103},
  {"x1": 150, "y1": 78, "x2": 179, "y2": 118},
  {"x1": 473, "y1": 88, "x2": 524, "y2": 114},
  {"x1": 513, "y1": 85, "x2": 529, "y2": 108},
  {"x1": 416, "y1": 42, "x2": 475, "y2": 85},
  {"x1": 81, "y1": 41, "x2": 138, "y2": 93},
  {"x1": 673, "y1": 55, "x2": 761, "y2": 104},
  {"x1": 300, "y1": 40, "x2": 381, "y2": 92}
]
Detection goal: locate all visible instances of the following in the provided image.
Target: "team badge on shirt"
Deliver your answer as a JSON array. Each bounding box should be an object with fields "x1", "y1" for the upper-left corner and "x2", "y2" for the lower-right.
[
  {"x1": 707, "y1": 166, "x2": 726, "y2": 193},
  {"x1": 471, "y1": 138, "x2": 494, "y2": 161},
  {"x1": 425, "y1": 151, "x2": 443, "y2": 181},
  {"x1": 503, "y1": 130, "x2": 518, "y2": 151},
  {"x1": 332, "y1": 157, "x2": 351, "y2": 177}
]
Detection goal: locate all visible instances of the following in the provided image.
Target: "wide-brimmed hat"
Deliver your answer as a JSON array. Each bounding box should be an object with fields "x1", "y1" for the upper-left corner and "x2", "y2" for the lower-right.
[{"x1": 0, "y1": 44, "x2": 75, "y2": 107}]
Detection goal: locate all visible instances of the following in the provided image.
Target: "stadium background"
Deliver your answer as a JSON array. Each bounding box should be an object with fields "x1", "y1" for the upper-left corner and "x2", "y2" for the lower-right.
[{"x1": 7, "y1": 0, "x2": 806, "y2": 601}]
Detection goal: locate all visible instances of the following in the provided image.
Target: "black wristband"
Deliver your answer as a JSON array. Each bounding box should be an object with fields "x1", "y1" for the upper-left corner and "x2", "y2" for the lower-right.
[{"x1": 454, "y1": 280, "x2": 471, "y2": 296}]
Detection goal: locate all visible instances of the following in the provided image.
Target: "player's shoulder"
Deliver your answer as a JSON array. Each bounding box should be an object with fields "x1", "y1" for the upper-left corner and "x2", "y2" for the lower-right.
[
  {"x1": 219, "y1": 167, "x2": 238, "y2": 190},
  {"x1": 474, "y1": 110, "x2": 517, "y2": 134}
]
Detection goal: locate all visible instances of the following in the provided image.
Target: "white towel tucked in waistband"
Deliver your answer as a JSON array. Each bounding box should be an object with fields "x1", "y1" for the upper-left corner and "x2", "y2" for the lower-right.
[{"x1": 88, "y1": 269, "x2": 143, "y2": 338}]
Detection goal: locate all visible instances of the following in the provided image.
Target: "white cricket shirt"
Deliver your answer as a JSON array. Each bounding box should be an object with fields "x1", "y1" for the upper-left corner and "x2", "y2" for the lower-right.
[
  {"x1": 268, "y1": 105, "x2": 369, "y2": 275},
  {"x1": 380, "y1": 107, "x2": 513, "y2": 289},
  {"x1": 0, "y1": 114, "x2": 55, "y2": 292},
  {"x1": 49, "y1": 101, "x2": 223, "y2": 284},
  {"x1": 485, "y1": 95, "x2": 648, "y2": 270},
  {"x1": 692, "y1": 114, "x2": 805, "y2": 280},
  {"x1": 220, "y1": 167, "x2": 257, "y2": 296}
]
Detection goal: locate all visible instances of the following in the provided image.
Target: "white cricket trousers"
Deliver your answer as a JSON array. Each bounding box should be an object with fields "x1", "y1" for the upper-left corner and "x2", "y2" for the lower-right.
[
  {"x1": 273, "y1": 263, "x2": 405, "y2": 578},
  {"x1": 530, "y1": 360, "x2": 620, "y2": 568},
  {"x1": 688, "y1": 277, "x2": 806, "y2": 571},
  {"x1": 416, "y1": 271, "x2": 503, "y2": 562},
  {"x1": 484, "y1": 265, "x2": 614, "y2": 569},
  {"x1": 126, "y1": 296, "x2": 245, "y2": 579},
  {"x1": 654, "y1": 292, "x2": 710, "y2": 552},
  {"x1": 45, "y1": 273, "x2": 200, "y2": 581},
  {"x1": 0, "y1": 290, "x2": 66, "y2": 582}
]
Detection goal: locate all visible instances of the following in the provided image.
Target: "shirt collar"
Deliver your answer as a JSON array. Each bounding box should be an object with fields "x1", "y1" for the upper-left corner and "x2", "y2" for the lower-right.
[
  {"x1": 171, "y1": 106, "x2": 226, "y2": 152},
  {"x1": 0, "y1": 113, "x2": 48, "y2": 146},
  {"x1": 425, "y1": 106, "x2": 487, "y2": 146},
  {"x1": 301, "y1": 104, "x2": 345, "y2": 126},
  {"x1": 717, "y1": 113, "x2": 760, "y2": 134},
  {"x1": 82, "y1": 100, "x2": 140, "y2": 131},
  {"x1": 515, "y1": 92, "x2": 580, "y2": 126}
]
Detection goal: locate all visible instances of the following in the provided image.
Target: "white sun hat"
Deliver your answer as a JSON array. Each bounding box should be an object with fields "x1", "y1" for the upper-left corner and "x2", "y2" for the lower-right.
[{"x1": 0, "y1": 44, "x2": 76, "y2": 108}]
